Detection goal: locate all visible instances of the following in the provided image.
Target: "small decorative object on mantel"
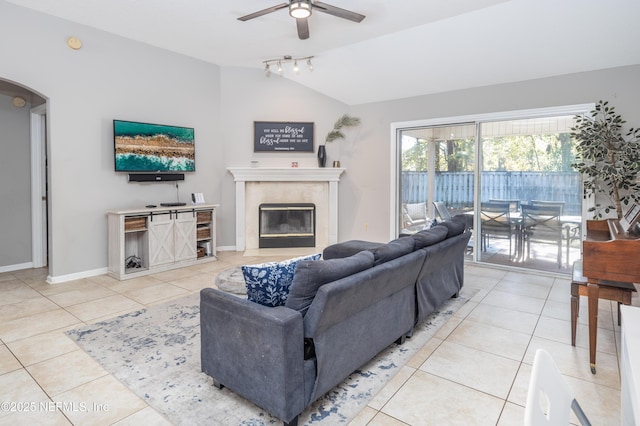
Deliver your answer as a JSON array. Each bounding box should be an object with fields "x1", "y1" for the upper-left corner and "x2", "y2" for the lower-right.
[
  {"x1": 318, "y1": 114, "x2": 361, "y2": 168},
  {"x1": 317, "y1": 145, "x2": 327, "y2": 167}
]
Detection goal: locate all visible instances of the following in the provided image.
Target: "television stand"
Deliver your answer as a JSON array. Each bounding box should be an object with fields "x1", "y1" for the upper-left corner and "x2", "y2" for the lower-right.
[
  {"x1": 107, "y1": 204, "x2": 219, "y2": 280},
  {"x1": 160, "y1": 202, "x2": 187, "y2": 207}
]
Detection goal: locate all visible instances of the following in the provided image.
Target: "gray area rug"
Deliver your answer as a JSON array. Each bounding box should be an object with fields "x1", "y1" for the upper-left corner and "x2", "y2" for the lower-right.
[{"x1": 67, "y1": 290, "x2": 474, "y2": 425}]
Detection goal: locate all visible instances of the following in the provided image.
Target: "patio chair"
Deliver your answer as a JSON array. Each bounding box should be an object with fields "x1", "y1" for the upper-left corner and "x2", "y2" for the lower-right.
[
  {"x1": 433, "y1": 201, "x2": 452, "y2": 221},
  {"x1": 521, "y1": 204, "x2": 563, "y2": 267},
  {"x1": 530, "y1": 200, "x2": 564, "y2": 215},
  {"x1": 402, "y1": 202, "x2": 428, "y2": 230},
  {"x1": 531, "y1": 200, "x2": 582, "y2": 265},
  {"x1": 490, "y1": 198, "x2": 521, "y2": 213},
  {"x1": 480, "y1": 201, "x2": 515, "y2": 258}
]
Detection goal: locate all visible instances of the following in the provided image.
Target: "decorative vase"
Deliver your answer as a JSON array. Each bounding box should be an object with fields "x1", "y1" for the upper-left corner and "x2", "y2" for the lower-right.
[{"x1": 317, "y1": 145, "x2": 327, "y2": 168}]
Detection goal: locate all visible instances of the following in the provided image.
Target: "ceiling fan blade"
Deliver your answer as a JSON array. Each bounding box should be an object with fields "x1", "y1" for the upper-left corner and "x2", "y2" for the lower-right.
[
  {"x1": 313, "y1": 1, "x2": 365, "y2": 23},
  {"x1": 296, "y1": 18, "x2": 310, "y2": 40},
  {"x1": 237, "y1": 3, "x2": 288, "y2": 21}
]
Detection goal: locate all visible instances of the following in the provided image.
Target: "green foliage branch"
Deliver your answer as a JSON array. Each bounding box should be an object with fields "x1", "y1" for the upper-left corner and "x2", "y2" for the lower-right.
[
  {"x1": 571, "y1": 100, "x2": 640, "y2": 219},
  {"x1": 325, "y1": 114, "x2": 361, "y2": 144}
]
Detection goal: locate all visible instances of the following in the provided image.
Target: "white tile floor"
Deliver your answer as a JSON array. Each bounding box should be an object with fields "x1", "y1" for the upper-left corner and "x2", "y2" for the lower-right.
[{"x1": 0, "y1": 253, "x2": 634, "y2": 425}]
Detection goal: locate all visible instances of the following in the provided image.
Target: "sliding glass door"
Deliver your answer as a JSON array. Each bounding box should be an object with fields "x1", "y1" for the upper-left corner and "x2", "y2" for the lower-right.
[
  {"x1": 478, "y1": 116, "x2": 581, "y2": 273},
  {"x1": 398, "y1": 123, "x2": 475, "y2": 236},
  {"x1": 395, "y1": 106, "x2": 587, "y2": 274}
]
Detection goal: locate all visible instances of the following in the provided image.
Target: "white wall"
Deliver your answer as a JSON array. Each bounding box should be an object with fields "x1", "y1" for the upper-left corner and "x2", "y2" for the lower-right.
[
  {"x1": 217, "y1": 67, "x2": 349, "y2": 247},
  {"x1": 0, "y1": 94, "x2": 31, "y2": 268},
  {"x1": 0, "y1": 3, "x2": 222, "y2": 279},
  {"x1": 2, "y1": 1, "x2": 639, "y2": 280},
  {"x1": 0, "y1": 3, "x2": 349, "y2": 280},
  {"x1": 345, "y1": 65, "x2": 640, "y2": 243}
]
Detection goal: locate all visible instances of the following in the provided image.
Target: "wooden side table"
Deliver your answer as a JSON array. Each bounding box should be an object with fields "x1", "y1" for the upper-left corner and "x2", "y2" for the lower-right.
[{"x1": 570, "y1": 259, "x2": 636, "y2": 373}]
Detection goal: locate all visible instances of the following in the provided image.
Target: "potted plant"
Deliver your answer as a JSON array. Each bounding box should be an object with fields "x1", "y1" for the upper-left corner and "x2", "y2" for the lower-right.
[
  {"x1": 571, "y1": 100, "x2": 640, "y2": 219},
  {"x1": 318, "y1": 114, "x2": 361, "y2": 167}
]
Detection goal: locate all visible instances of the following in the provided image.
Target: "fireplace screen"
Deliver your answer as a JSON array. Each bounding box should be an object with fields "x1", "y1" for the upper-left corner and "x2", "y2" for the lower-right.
[{"x1": 259, "y1": 203, "x2": 316, "y2": 248}]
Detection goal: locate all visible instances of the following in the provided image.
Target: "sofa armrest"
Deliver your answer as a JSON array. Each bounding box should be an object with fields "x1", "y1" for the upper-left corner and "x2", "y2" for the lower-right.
[{"x1": 200, "y1": 288, "x2": 305, "y2": 424}]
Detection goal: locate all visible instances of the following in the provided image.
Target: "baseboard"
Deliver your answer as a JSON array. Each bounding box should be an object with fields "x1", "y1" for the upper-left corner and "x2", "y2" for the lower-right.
[
  {"x1": 47, "y1": 267, "x2": 109, "y2": 284},
  {"x1": 0, "y1": 262, "x2": 34, "y2": 273},
  {"x1": 216, "y1": 245, "x2": 236, "y2": 252}
]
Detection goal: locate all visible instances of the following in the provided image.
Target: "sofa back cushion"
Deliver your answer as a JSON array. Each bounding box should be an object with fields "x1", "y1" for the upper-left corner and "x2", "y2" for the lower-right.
[
  {"x1": 412, "y1": 225, "x2": 448, "y2": 249},
  {"x1": 322, "y1": 240, "x2": 384, "y2": 260},
  {"x1": 438, "y1": 215, "x2": 467, "y2": 237},
  {"x1": 369, "y1": 236, "x2": 415, "y2": 266},
  {"x1": 286, "y1": 250, "x2": 374, "y2": 316},
  {"x1": 242, "y1": 253, "x2": 321, "y2": 307}
]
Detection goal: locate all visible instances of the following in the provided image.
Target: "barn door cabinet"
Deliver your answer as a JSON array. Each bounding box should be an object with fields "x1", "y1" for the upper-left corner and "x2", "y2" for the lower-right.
[{"x1": 107, "y1": 204, "x2": 218, "y2": 280}]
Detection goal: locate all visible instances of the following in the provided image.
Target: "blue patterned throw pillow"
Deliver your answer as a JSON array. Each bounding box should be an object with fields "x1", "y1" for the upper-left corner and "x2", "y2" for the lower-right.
[{"x1": 242, "y1": 253, "x2": 321, "y2": 307}]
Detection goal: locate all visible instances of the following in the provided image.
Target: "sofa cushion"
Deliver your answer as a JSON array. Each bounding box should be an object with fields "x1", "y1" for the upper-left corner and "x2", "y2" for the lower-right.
[
  {"x1": 370, "y1": 236, "x2": 415, "y2": 266},
  {"x1": 242, "y1": 253, "x2": 321, "y2": 307},
  {"x1": 438, "y1": 215, "x2": 466, "y2": 237},
  {"x1": 285, "y1": 250, "x2": 375, "y2": 316},
  {"x1": 322, "y1": 240, "x2": 384, "y2": 260},
  {"x1": 412, "y1": 225, "x2": 448, "y2": 249}
]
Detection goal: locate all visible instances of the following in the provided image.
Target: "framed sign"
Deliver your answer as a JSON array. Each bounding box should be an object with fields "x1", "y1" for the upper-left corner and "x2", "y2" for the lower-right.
[{"x1": 254, "y1": 121, "x2": 314, "y2": 152}]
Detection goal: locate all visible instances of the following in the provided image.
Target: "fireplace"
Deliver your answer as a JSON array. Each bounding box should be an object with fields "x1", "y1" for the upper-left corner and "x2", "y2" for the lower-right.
[
  {"x1": 227, "y1": 167, "x2": 345, "y2": 251},
  {"x1": 259, "y1": 203, "x2": 316, "y2": 248}
]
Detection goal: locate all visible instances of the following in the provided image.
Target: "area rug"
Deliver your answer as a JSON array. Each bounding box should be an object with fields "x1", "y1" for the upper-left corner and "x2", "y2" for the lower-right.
[{"x1": 67, "y1": 290, "x2": 475, "y2": 425}]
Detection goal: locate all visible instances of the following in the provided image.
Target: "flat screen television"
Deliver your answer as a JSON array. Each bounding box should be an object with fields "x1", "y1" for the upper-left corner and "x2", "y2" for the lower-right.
[{"x1": 113, "y1": 119, "x2": 195, "y2": 173}]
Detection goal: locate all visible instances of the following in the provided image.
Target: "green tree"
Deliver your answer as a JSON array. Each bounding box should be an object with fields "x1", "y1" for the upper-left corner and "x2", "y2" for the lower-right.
[
  {"x1": 571, "y1": 100, "x2": 640, "y2": 218},
  {"x1": 402, "y1": 138, "x2": 429, "y2": 171}
]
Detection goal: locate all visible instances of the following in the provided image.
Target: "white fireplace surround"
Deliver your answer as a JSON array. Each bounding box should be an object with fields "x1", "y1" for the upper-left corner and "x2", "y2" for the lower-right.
[{"x1": 228, "y1": 167, "x2": 345, "y2": 251}]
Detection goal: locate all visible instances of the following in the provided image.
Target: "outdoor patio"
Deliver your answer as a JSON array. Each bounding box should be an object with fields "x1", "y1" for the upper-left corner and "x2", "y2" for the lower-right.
[{"x1": 469, "y1": 230, "x2": 581, "y2": 275}]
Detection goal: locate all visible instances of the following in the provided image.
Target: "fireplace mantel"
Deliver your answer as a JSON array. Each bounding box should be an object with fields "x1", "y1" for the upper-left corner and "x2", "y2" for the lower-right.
[
  {"x1": 228, "y1": 167, "x2": 345, "y2": 251},
  {"x1": 228, "y1": 167, "x2": 344, "y2": 182}
]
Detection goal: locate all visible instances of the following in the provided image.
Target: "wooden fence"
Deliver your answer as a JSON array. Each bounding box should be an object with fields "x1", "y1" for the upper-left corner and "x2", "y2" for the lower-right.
[{"x1": 402, "y1": 171, "x2": 582, "y2": 215}]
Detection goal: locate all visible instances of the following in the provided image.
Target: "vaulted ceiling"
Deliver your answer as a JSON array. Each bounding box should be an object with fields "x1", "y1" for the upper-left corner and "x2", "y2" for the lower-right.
[{"x1": 5, "y1": 0, "x2": 640, "y2": 105}]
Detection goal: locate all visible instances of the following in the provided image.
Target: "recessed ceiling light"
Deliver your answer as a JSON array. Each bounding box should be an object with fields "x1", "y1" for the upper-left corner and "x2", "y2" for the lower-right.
[{"x1": 67, "y1": 36, "x2": 82, "y2": 50}]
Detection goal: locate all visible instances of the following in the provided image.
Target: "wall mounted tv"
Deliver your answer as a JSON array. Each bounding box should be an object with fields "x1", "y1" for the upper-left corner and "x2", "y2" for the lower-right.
[{"x1": 113, "y1": 120, "x2": 195, "y2": 173}]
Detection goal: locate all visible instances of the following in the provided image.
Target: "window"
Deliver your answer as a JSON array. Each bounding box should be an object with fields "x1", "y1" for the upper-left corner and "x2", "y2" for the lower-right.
[{"x1": 393, "y1": 105, "x2": 592, "y2": 274}]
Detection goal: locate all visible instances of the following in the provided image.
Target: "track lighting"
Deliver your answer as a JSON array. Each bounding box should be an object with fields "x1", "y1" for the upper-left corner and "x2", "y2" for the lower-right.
[{"x1": 262, "y1": 55, "x2": 314, "y2": 77}]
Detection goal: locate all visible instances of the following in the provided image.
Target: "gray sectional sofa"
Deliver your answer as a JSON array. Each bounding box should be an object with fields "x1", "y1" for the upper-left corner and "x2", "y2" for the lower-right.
[{"x1": 200, "y1": 215, "x2": 471, "y2": 426}]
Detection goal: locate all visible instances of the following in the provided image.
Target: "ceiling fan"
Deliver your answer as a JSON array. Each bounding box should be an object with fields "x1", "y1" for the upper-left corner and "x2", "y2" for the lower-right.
[{"x1": 238, "y1": 0, "x2": 365, "y2": 40}]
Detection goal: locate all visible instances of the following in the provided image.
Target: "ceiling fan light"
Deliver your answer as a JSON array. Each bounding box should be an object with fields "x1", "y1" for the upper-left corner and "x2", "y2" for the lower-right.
[
  {"x1": 293, "y1": 60, "x2": 299, "y2": 73},
  {"x1": 289, "y1": 1, "x2": 312, "y2": 19},
  {"x1": 277, "y1": 61, "x2": 283, "y2": 74}
]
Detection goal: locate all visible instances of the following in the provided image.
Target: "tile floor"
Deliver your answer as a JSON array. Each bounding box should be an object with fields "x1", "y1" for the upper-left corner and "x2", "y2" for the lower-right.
[{"x1": 0, "y1": 253, "x2": 635, "y2": 425}]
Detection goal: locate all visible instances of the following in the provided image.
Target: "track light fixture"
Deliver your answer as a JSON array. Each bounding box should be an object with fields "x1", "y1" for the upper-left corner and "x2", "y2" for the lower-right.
[{"x1": 263, "y1": 55, "x2": 314, "y2": 77}]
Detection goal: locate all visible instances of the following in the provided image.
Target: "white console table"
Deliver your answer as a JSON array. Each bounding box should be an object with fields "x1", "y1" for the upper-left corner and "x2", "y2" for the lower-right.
[
  {"x1": 621, "y1": 304, "x2": 640, "y2": 425},
  {"x1": 107, "y1": 204, "x2": 218, "y2": 280}
]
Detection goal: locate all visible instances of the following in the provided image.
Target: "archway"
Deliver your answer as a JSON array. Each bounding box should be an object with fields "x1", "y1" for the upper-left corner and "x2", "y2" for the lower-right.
[{"x1": 0, "y1": 78, "x2": 48, "y2": 273}]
